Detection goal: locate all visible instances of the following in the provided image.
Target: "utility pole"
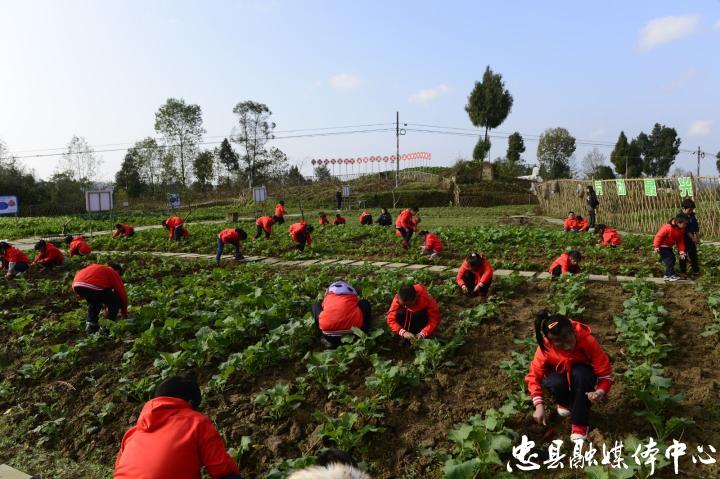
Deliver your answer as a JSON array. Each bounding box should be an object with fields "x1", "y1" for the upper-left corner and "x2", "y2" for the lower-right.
[
  {"x1": 395, "y1": 111, "x2": 406, "y2": 188},
  {"x1": 695, "y1": 146, "x2": 705, "y2": 177}
]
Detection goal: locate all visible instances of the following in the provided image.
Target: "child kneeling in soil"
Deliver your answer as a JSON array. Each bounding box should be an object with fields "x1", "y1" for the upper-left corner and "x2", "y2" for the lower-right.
[
  {"x1": 386, "y1": 284, "x2": 440, "y2": 340},
  {"x1": 596, "y1": 224, "x2": 621, "y2": 247},
  {"x1": 456, "y1": 253, "x2": 493, "y2": 297},
  {"x1": 311, "y1": 281, "x2": 372, "y2": 348},
  {"x1": 418, "y1": 230, "x2": 443, "y2": 259},
  {"x1": 549, "y1": 250, "x2": 582, "y2": 278},
  {"x1": 114, "y1": 375, "x2": 242, "y2": 479},
  {"x1": 526, "y1": 311, "x2": 612, "y2": 442}
]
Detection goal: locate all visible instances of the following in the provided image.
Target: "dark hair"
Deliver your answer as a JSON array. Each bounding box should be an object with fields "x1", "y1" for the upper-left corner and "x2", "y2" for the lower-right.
[
  {"x1": 35, "y1": 240, "x2": 47, "y2": 250},
  {"x1": 567, "y1": 211, "x2": 575, "y2": 216},
  {"x1": 336, "y1": 213, "x2": 342, "y2": 218},
  {"x1": 568, "y1": 250, "x2": 582, "y2": 262},
  {"x1": 681, "y1": 198, "x2": 696, "y2": 209},
  {"x1": 418, "y1": 230, "x2": 429, "y2": 236},
  {"x1": 108, "y1": 262, "x2": 123, "y2": 275},
  {"x1": 316, "y1": 449, "x2": 357, "y2": 468},
  {"x1": 155, "y1": 375, "x2": 202, "y2": 410},
  {"x1": 534, "y1": 311, "x2": 574, "y2": 352},
  {"x1": 381, "y1": 207, "x2": 388, "y2": 213},
  {"x1": 674, "y1": 213, "x2": 688, "y2": 224},
  {"x1": 235, "y1": 228, "x2": 247, "y2": 240},
  {"x1": 398, "y1": 284, "x2": 417, "y2": 303},
  {"x1": 0, "y1": 241, "x2": 9, "y2": 251},
  {"x1": 115, "y1": 223, "x2": 123, "y2": 229},
  {"x1": 306, "y1": 225, "x2": 314, "y2": 233},
  {"x1": 162, "y1": 219, "x2": 168, "y2": 228},
  {"x1": 587, "y1": 185, "x2": 594, "y2": 192},
  {"x1": 410, "y1": 206, "x2": 419, "y2": 212},
  {"x1": 467, "y1": 253, "x2": 483, "y2": 269},
  {"x1": 64, "y1": 235, "x2": 73, "y2": 244},
  {"x1": 575, "y1": 215, "x2": 584, "y2": 221},
  {"x1": 596, "y1": 224, "x2": 606, "y2": 234},
  {"x1": 279, "y1": 200, "x2": 285, "y2": 205},
  {"x1": 319, "y1": 212, "x2": 326, "y2": 217}
]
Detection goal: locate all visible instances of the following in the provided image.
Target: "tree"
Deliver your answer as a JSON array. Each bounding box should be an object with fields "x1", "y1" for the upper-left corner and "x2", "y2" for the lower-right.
[
  {"x1": 670, "y1": 167, "x2": 693, "y2": 177},
  {"x1": 115, "y1": 152, "x2": 144, "y2": 197},
  {"x1": 716, "y1": 151, "x2": 720, "y2": 175},
  {"x1": 610, "y1": 131, "x2": 642, "y2": 178},
  {"x1": 493, "y1": 156, "x2": 531, "y2": 178},
  {"x1": 154, "y1": 98, "x2": 205, "y2": 187},
  {"x1": 231, "y1": 101, "x2": 276, "y2": 188},
  {"x1": 465, "y1": 66, "x2": 514, "y2": 179},
  {"x1": 592, "y1": 165, "x2": 616, "y2": 180},
  {"x1": 506, "y1": 132, "x2": 525, "y2": 163},
  {"x1": 127, "y1": 137, "x2": 164, "y2": 194},
  {"x1": 286, "y1": 165, "x2": 306, "y2": 185},
  {"x1": 263, "y1": 146, "x2": 289, "y2": 182},
  {"x1": 193, "y1": 151, "x2": 215, "y2": 190},
  {"x1": 581, "y1": 148, "x2": 608, "y2": 178},
  {"x1": 641, "y1": 124, "x2": 681, "y2": 177},
  {"x1": 314, "y1": 164, "x2": 332, "y2": 182},
  {"x1": 59, "y1": 135, "x2": 101, "y2": 181},
  {"x1": 216, "y1": 138, "x2": 239, "y2": 185},
  {"x1": 537, "y1": 127, "x2": 576, "y2": 179}
]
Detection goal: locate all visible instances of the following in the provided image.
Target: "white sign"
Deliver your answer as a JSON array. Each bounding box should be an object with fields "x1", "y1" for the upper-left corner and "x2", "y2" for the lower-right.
[
  {"x1": 168, "y1": 193, "x2": 181, "y2": 208},
  {"x1": 0, "y1": 195, "x2": 19, "y2": 215},
  {"x1": 253, "y1": 185, "x2": 268, "y2": 202},
  {"x1": 85, "y1": 190, "x2": 113, "y2": 213},
  {"x1": 342, "y1": 185, "x2": 350, "y2": 198}
]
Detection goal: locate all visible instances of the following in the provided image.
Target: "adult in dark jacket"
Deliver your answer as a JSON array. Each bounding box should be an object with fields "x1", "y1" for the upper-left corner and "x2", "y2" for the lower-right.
[
  {"x1": 679, "y1": 198, "x2": 700, "y2": 277},
  {"x1": 585, "y1": 185, "x2": 599, "y2": 229},
  {"x1": 377, "y1": 208, "x2": 392, "y2": 226}
]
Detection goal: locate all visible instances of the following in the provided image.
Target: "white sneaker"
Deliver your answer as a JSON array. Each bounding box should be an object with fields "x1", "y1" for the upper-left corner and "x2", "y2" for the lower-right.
[
  {"x1": 664, "y1": 275, "x2": 679, "y2": 282},
  {"x1": 570, "y1": 433, "x2": 586, "y2": 442},
  {"x1": 557, "y1": 405, "x2": 571, "y2": 417}
]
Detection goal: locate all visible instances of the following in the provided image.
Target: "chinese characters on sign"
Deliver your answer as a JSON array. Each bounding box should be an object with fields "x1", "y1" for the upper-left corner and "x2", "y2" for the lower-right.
[
  {"x1": 594, "y1": 180, "x2": 603, "y2": 195},
  {"x1": 615, "y1": 179, "x2": 627, "y2": 196},
  {"x1": 644, "y1": 178, "x2": 657, "y2": 197},
  {"x1": 678, "y1": 177, "x2": 693, "y2": 197}
]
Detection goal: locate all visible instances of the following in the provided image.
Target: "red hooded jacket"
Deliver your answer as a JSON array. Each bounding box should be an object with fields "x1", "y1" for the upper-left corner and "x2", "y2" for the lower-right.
[
  {"x1": 2, "y1": 246, "x2": 29, "y2": 265},
  {"x1": 548, "y1": 253, "x2": 579, "y2": 275},
  {"x1": 359, "y1": 211, "x2": 371, "y2": 224},
  {"x1": 653, "y1": 221, "x2": 686, "y2": 252},
  {"x1": 289, "y1": 222, "x2": 312, "y2": 245},
  {"x1": 72, "y1": 264, "x2": 128, "y2": 316},
  {"x1": 456, "y1": 258, "x2": 493, "y2": 287},
  {"x1": 333, "y1": 216, "x2": 346, "y2": 225},
  {"x1": 165, "y1": 216, "x2": 185, "y2": 240},
  {"x1": 319, "y1": 216, "x2": 329, "y2": 225},
  {"x1": 395, "y1": 209, "x2": 416, "y2": 232},
  {"x1": 525, "y1": 321, "x2": 612, "y2": 406},
  {"x1": 33, "y1": 243, "x2": 65, "y2": 265},
  {"x1": 218, "y1": 229, "x2": 241, "y2": 245},
  {"x1": 114, "y1": 397, "x2": 240, "y2": 479},
  {"x1": 113, "y1": 224, "x2": 134, "y2": 238},
  {"x1": 256, "y1": 216, "x2": 274, "y2": 234},
  {"x1": 274, "y1": 203, "x2": 287, "y2": 217},
  {"x1": 575, "y1": 217, "x2": 589, "y2": 231},
  {"x1": 386, "y1": 284, "x2": 440, "y2": 338},
  {"x1": 422, "y1": 233, "x2": 443, "y2": 253},
  {"x1": 601, "y1": 228, "x2": 622, "y2": 246},
  {"x1": 563, "y1": 218, "x2": 577, "y2": 231},
  {"x1": 319, "y1": 292, "x2": 363, "y2": 335},
  {"x1": 69, "y1": 236, "x2": 92, "y2": 256}
]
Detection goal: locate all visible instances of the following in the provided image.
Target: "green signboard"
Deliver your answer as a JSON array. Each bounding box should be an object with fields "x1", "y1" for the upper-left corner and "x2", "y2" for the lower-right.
[
  {"x1": 678, "y1": 177, "x2": 693, "y2": 197},
  {"x1": 644, "y1": 178, "x2": 657, "y2": 197},
  {"x1": 594, "y1": 180, "x2": 603, "y2": 195},
  {"x1": 616, "y1": 179, "x2": 627, "y2": 196}
]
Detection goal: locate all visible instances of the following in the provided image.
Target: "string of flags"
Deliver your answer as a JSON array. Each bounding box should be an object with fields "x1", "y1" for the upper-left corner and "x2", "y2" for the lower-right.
[{"x1": 310, "y1": 152, "x2": 431, "y2": 166}]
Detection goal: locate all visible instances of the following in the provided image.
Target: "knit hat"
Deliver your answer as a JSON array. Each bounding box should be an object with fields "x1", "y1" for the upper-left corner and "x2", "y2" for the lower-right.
[
  {"x1": 289, "y1": 464, "x2": 371, "y2": 479},
  {"x1": 326, "y1": 281, "x2": 358, "y2": 296}
]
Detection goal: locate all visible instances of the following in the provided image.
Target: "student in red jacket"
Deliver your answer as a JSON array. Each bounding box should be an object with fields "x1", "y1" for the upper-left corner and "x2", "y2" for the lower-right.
[
  {"x1": 574, "y1": 215, "x2": 589, "y2": 232},
  {"x1": 274, "y1": 201, "x2": 288, "y2": 224},
  {"x1": 215, "y1": 228, "x2": 247, "y2": 265},
  {"x1": 395, "y1": 206, "x2": 419, "y2": 249},
  {"x1": 526, "y1": 311, "x2": 612, "y2": 442},
  {"x1": 359, "y1": 210, "x2": 373, "y2": 225},
  {"x1": 32, "y1": 240, "x2": 64, "y2": 269},
  {"x1": 549, "y1": 251, "x2": 582, "y2": 278},
  {"x1": 386, "y1": 284, "x2": 440, "y2": 340},
  {"x1": 289, "y1": 222, "x2": 313, "y2": 252},
  {"x1": 333, "y1": 214, "x2": 346, "y2": 225},
  {"x1": 113, "y1": 223, "x2": 135, "y2": 238},
  {"x1": 456, "y1": 253, "x2": 493, "y2": 297},
  {"x1": 319, "y1": 212, "x2": 329, "y2": 225},
  {"x1": 0, "y1": 242, "x2": 30, "y2": 278},
  {"x1": 311, "y1": 281, "x2": 372, "y2": 348},
  {"x1": 255, "y1": 215, "x2": 275, "y2": 239},
  {"x1": 163, "y1": 216, "x2": 188, "y2": 241},
  {"x1": 65, "y1": 235, "x2": 92, "y2": 257},
  {"x1": 72, "y1": 262, "x2": 128, "y2": 333},
  {"x1": 114, "y1": 375, "x2": 242, "y2": 479},
  {"x1": 418, "y1": 230, "x2": 443, "y2": 258},
  {"x1": 563, "y1": 212, "x2": 577, "y2": 231},
  {"x1": 653, "y1": 214, "x2": 688, "y2": 281},
  {"x1": 596, "y1": 224, "x2": 621, "y2": 247}
]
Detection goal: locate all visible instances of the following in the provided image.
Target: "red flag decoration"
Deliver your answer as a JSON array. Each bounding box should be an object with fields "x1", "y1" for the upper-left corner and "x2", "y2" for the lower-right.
[
  {"x1": 311, "y1": 159, "x2": 316, "y2": 165},
  {"x1": 324, "y1": 159, "x2": 330, "y2": 165}
]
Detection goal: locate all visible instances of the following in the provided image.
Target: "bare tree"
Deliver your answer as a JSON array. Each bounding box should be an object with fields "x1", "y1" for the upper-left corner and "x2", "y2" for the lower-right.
[
  {"x1": 580, "y1": 148, "x2": 608, "y2": 179},
  {"x1": 59, "y1": 135, "x2": 102, "y2": 181}
]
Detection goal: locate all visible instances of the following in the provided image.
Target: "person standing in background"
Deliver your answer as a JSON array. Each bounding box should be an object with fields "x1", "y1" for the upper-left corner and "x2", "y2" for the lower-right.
[{"x1": 585, "y1": 185, "x2": 599, "y2": 230}]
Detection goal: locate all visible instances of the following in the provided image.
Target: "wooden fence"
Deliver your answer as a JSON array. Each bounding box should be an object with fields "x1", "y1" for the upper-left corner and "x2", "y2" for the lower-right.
[{"x1": 536, "y1": 176, "x2": 720, "y2": 240}]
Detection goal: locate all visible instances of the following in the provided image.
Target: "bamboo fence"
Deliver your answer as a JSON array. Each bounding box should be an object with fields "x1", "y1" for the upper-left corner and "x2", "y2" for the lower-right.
[{"x1": 536, "y1": 176, "x2": 720, "y2": 240}]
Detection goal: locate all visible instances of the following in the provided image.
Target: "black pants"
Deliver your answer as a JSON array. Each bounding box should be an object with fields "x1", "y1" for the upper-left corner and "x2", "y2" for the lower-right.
[
  {"x1": 311, "y1": 300, "x2": 372, "y2": 347},
  {"x1": 396, "y1": 227, "x2": 414, "y2": 243},
  {"x1": 587, "y1": 209, "x2": 596, "y2": 229},
  {"x1": 273, "y1": 215, "x2": 285, "y2": 225},
  {"x1": 73, "y1": 287, "x2": 121, "y2": 324},
  {"x1": 551, "y1": 265, "x2": 580, "y2": 278},
  {"x1": 461, "y1": 271, "x2": 492, "y2": 296},
  {"x1": 658, "y1": 247, "x2": 676, "y2": 276},
  {"x1": 679, "y1": 238, "x2": 699, "y2": 274},
  {"x1": 294, "y1": 233, "x2": 307, "y2": 252},
  {"x1": 336, "y1": 196, "x2": 342, "y2": 209},
  {"x1": 172, "y1": 226, "x2": 185, "y2": 241},
  {"x1": 255, "y1": 225, "x2": 270, "y2": 239},
  {"x1": 542, "y1": 363, "x2": 596, "y2": 426},
  {"x1": 3, "y1": 261, "x2": 29, "y2": 274},
  {"x1": 360, "y1": 215, "x2": 373, "y2": 225},
  {"x1": 391, "y1": 307, "x2": 429, "y2": 335},
  {"x1": 40, "y1": 260, "x2": 62, "y2": 269}
]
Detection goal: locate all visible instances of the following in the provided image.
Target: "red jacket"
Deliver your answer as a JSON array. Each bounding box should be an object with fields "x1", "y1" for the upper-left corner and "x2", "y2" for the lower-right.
[
  {"x1": 525, "y1": 321, "x2": 612, "y2": 406},
  {"x1": 165, "y1": 216, "x2": 185, "y2": 240},
  {"x1": 395, "y1": 209, "x2": 416, "y2": 232},
  {"x1": 289, "y1": 222, "x2": 312, "y2": 245},
  {"x1": 319, "y1": 292, "x2": 363, "y2": 335},
  {"x1": 563, "y1": 218, "x2": 577, "y2": 231},
  {"x1": 2, "y1": 246, "x2": 29, "y2": 265},
  {"x1": 359, "y1": 211, "x2": 370, "y2": 224},
  {"x1": 114, "y1": 397, "x2": 240, "y2": 479},
  {"x1": 33, "y1": 243, "x2": 64, "y2": 265},
  {"x1": 601, "y1": 228, "x2": 621, "y2": 246},
  {"x1": 69, "y1": 236, "x2": 92, "y2": 256},
  {"x1": 319, "y1": 216, "x2": 329, "y2": 225},
  {"x1": 575, "y1": 218, "x2": 589, "y2": 231},
  {"x1": 113, "y1": 224, "x2": 134, "y2": 238},
  {"x1": 456, "y1": 258, "x2": 493, "y2": 287},
  {"x1": 256, "y1": 216, "x2": 274, "y2": 234},
  {"x1": 653, "y1": 222, "x2": 686, "y2": 253},
  {"x1": 333, "y1": 216, "x2": 346, "y2": 225},
  {"x1": 423, "y1": 233, "x2": 443, "y2": 253},
  {"x1": 274, "y1": 203, "x2": 287, "y2": 217},
  {"x1": 549, "y1": 253, "x2": 579, "y2": 275},
  {"x1": 386, "y1": 284, "x2": 440, "y2": 338},
  {"x1": 218, "y1": 229, "x2": 241, "y2": 245},
  {"x1": 72, "y1": 264, "x2": 128, "y2": 316}
]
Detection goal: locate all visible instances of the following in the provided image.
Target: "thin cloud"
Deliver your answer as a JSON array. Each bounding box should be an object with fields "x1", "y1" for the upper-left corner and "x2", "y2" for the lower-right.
[
  {"x1": 715, "y1": 19, "x2": 720, "y2": 30},
  {"x1": 330, "y1": 73, "x2": 361, "y2": 91},
  {"x1": 688, "y1": 120, "x2": 712, "y2": 137},
  {"x1": 638, "y1": 14, "x2": 699, "y2": 51},
  {"x1": 660, "y1": 68, "x2": 699, "y2": 93},
  {"x1": 409, "y1": 84, "x2": 449, "y2": 104}
]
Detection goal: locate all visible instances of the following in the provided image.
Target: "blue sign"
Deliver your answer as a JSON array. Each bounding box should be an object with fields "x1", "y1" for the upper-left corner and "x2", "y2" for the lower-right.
[{"x1": 0, "y1": 195, "x2": 18, "y2": 215}]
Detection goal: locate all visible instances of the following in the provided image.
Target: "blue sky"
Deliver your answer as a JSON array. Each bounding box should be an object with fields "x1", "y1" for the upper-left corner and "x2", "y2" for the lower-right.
[{"x1": 1, "y1": 0, "x2": 719, "y2": 180}]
